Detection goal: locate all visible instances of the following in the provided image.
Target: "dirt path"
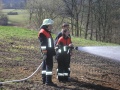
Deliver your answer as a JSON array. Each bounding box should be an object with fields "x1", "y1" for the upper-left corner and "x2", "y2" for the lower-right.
[{"x1": 0, "y1": 38, "x2": 120, "y2": 90}]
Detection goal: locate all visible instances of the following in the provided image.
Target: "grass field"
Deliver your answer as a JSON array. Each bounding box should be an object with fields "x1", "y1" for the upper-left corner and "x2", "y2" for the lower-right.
[
  {"x1": 2, "y1": 9, "x2": 29, "y2": 24},
  {"x1": 0, "y1": 26, "x2": 37, "y2": 39},
  {"x1": 0, "y1": 8, "x2": 120, "y2": 90},
  {"x1": 0, "y1": 26, "x2": 118, "y2": 46},
  {"x1": 0, "y1": 26, "x2": 120, "y2": 90}
]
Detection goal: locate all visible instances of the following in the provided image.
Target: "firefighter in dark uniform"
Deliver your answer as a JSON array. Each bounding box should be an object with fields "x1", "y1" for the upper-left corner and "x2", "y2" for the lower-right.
[
  {"x1": 54, "y1": 23, "x2": 70, "y2": 46},
  {"x1": 38, "y1": 19, "x2": 56, "y2": 86},
  {"x1": 55, "y1": 29, "x2": 73, "y2": 82},
  {"x1": 55, "y1": 23, "x2": 72, "y2": 79}
]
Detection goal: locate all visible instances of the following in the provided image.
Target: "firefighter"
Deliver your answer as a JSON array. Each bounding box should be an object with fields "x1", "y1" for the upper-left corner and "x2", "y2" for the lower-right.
[
  {"x1": 54, "y1": 22, "x2": 70, "y2": 46},
  {"x1": 38, "y1": 19, "x2": 56, "y2": 86},
  {"x1": 55, "y1": 23, "x2": 71, "y2": 79},
  {"x1": 55, "y1": 29, "x2": 74, "y2": 82}
]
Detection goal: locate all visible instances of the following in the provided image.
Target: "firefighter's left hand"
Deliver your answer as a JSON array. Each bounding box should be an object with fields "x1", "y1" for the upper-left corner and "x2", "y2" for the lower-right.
[{"x1": 69, "y1": 43, "x2": 74, "y2": 47}]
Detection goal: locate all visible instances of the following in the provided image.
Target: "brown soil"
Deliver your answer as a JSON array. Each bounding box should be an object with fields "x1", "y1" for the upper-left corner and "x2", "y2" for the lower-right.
[{"x1": 0, "y1": 38, "x2": 120, "y2": 90}]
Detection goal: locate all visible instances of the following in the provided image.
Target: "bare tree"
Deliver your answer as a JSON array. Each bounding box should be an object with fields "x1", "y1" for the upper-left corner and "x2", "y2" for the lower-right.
[
  {"x1": 63, "y1": 0, "x2": 82, "y2": 36},
  {"x1": 26, "y1": 0, "x2": 64, "y2": 30},
  {"x1": 85, "y1": 0, "x2": 92, "y2": 39},
  {"x1": 26, "y1": 0, "x2": 120, "y2": 44},
  {"x1": 92, "y1": 0, "x2": 120, "y2": 43}
]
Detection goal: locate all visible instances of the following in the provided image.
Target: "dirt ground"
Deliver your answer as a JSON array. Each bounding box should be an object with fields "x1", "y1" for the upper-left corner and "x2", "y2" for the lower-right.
[{"x1": 0, "y1": 38, "x2": 120, "y2": 90}]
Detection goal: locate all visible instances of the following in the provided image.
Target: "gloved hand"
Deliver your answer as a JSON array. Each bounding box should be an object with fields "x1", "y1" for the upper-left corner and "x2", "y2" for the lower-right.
[
  {"x1": 69, "y1": 43, "x2": 74, "y2": 47},
  {"x1": 75, "y1": 47, "x2": 78, "y2": 50}
]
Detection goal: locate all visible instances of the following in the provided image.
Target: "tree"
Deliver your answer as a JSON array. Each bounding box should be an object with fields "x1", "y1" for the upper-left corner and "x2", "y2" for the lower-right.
[
  {"x1": 85, "y1": 0, "x2": 92, "y2": 39},
  {"x1": 63, "y1": 0, "x2": 82, "y2": 36},
  {"x1": 26, "y1": 0, "x2": 120, "y2": 44},
  {"x1": 93, "y1": 0, "x2": 120, "y2": 43},
  {"x1": 26, "y1": 0, "x2": 63, "y2": 30}
]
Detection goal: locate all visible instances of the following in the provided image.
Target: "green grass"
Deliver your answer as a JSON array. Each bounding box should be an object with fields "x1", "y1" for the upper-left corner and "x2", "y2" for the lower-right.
[
  {"x1": 3, "y1": 9, "x2": 27, "y2": 13},
  {"x1": 2, "y1": 9, "x2": 29, "y2": 24},
  {"x1": 2, "y1": 9, "x2": 16, "y2": 13},
  {"x1": 8, "y1": 14, "x2": 28, "y2": 24},
  {"x1": 71, "y1": 36, "x2": 118, "y2": 46},
  {"x1": 0, "y1": 26, "x2": 37, "y2": 39},
  {"x1": 0, "y1": 26, "x2": 119, "y2": 46},
  {"x1": 1, "y1": 9, "x2": 119, "y2": 46},
  {"x1": 0, "y1": 68, "x2": 4, "y2": 72}
]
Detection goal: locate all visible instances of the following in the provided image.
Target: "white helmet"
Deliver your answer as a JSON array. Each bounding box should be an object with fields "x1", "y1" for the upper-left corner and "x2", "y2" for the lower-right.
[{"x1": 41, "y1": 19, "x2": 54, "y2": 26}]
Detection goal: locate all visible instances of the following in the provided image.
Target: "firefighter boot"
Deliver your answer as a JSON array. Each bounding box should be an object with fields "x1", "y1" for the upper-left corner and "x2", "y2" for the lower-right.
[
  {"x1": 42, "y1": 74, "x2": 46, "y2": 84},
  {"x1": 46, "y1": 75, "x2": 57, "y2": 86}
]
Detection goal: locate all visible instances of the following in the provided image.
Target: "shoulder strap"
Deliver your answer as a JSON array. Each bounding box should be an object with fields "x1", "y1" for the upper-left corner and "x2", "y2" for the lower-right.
[{"x1": 38, "y1": 29, "x2": 50, "y2": 38}]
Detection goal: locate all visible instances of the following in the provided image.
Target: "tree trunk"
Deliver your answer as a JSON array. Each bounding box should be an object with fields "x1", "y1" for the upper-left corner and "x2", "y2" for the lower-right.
[{"x1": 85, "y1": 0, "x2": 91, "y2": 39}]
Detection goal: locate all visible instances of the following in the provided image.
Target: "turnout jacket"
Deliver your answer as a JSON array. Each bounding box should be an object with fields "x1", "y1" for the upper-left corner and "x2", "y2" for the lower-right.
[
  {"x1": 57, "y1": 36, "x2": 71, "y2": 46},
  {"x1": 54, "y1": 31, "x2": 71, "y2": 46},
  {"x1": 54, "y1": 32, "x2": 62, "y2": 46},
  {"x1": 56, "y1": 36, "x2": 72, "y2": 58},
  {"x1": 38, "y1": 27, "x2": 55, "y2": 56}
]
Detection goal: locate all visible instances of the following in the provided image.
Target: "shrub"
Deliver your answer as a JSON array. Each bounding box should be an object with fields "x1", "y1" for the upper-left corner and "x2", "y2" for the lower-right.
[
  {"x1": 0, "y1": 14, "x2": 8, "y2": 26},
  {"x1": 7, "y1": 12, "x2": 18, "y2": 15}
]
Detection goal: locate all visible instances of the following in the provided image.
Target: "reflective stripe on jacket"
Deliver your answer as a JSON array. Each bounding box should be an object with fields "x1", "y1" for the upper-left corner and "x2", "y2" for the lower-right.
[
  {"x1": 56, "y1": 36, "x2": 71, "y2": 46},
  {"x1": 56, "y1": 36, "x2": 71, "y2": 55},
  {"x1": 38, "y1": 29, "x2": 55, "y2": 55}
]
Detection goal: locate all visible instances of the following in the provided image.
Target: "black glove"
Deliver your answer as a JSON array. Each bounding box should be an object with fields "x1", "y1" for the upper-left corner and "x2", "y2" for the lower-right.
[{"x1": 75, "y1": 47, "x2": 78, "y2": 50}]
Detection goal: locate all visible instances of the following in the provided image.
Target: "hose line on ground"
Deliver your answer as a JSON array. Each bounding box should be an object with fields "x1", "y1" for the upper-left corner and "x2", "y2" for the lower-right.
[
  {"x1": 0, "y1": 62, "x2": 43, "y2": 84},
  {"x1": 0, "y1": 47, "x2": 78, "y2": 85}
]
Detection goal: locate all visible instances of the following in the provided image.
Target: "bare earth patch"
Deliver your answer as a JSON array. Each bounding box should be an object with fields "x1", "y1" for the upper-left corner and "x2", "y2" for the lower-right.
[{"x1": 0, "y1": 38, "x2": 120, "y2": 90}]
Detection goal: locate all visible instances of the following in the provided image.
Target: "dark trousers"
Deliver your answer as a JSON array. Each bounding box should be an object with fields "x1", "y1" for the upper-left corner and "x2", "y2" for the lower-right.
[
  {"x1": 57, "y1": 56, "x2": 69, "y2": 81},
  {"x1": 41, "y1": 54, "x2": 53, "y2": 83},
  {"x1": 68, "y1": 55, "x2": 71, "y2": 77}
]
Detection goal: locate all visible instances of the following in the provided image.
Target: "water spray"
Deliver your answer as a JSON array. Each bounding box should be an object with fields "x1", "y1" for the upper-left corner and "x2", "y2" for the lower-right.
[
  {"x1": 59, "y1": 46, "x2": 120, "y2": 61},
  {"x1": 0, "y1": 46, "x2": 120, "y2": 85},
  {"x1": 76, "y1": 46, "x2": 120, "y2": 61}
]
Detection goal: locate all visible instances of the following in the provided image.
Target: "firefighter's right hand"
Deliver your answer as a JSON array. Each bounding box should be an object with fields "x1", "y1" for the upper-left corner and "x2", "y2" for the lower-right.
[{"x1": 69, "y1": 43, "x2": 74, "y2": 47}]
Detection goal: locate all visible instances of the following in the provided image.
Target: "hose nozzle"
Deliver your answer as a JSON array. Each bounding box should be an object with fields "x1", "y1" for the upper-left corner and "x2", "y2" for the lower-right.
[{"x1": 74, "y1": 47, "x2": 78, "y2": 50}]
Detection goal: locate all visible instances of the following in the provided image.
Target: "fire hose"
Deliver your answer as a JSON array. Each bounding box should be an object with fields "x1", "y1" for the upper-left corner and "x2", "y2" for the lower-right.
[
  {"x1": 0, "y1": 62, "x2": 43, "y2": 85},
  {"x1": 1, "y1": 46, "x2": 119, "y2": 85},
  {"x1": 0, "y1": 47, "x2": 77, "y2": 85}
]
